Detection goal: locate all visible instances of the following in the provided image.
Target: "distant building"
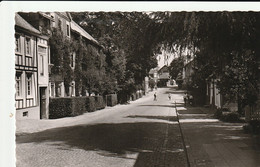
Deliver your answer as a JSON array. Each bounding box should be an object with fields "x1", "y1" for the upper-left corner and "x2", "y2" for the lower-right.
[
  {"x1": 149, "y1": 67, "x2": 159, "y2": 82},
  {"x1": 15, "y1": 13, "x2": 50, "y2": 119},
  {"x1": 157, "y1": 65, "x2": 170, "y2": 87}
]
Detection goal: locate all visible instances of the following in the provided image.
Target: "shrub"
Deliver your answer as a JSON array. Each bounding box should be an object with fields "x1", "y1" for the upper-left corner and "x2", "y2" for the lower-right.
[
  {"x1": 86, "y1": 96, "x2": 96, "y2": 112},
  {"x1": 106, "y1": 94, "x2": 118, "y2": 106},
  {"x1": 73, "y1": 97, "x2": 88, "y2": 116},
  {"x1": 131, "y1": 93, "x2": 137, "y2": 101},
  {"x1": 117, "y1": 91, "x2": 129, "y2": 104},
  {"x1": 49, "y1": 97, "x2": 86, "y2": 119},
  {"x1": 249, "y1": 120, "x2": 260, "y2": 134},
  {"x1": 136, "y1": 92, "x2": 140, "y2": 99},
  {"x1": 94, "y1": 96, "x2": 106, "y2": 110},
  {"x1": 214, "y1": 108, "x2": 242, "y2": 123},
  {"x1": 243, "y1": 124, "x2": 252, "y2": 134},
  {"x1": 221, "y1": 112, "x2": 241, "y2": 123},
  {"x1": 243, "y1": 120, "x2": 260, "y2": 134},
  {"x1": 214, "y1": 109, "x2": 223, "y2": 119}
]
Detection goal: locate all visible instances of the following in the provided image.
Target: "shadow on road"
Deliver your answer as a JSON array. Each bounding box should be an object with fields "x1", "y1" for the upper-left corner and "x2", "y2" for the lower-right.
[
  {"x1": 176, "y1": 105, "x2": 260, "y2": 166},
  {"x1": 138, "y1": 104, "x2": 175, "y2": 108},
  {"x1": 127, "y1": 115, "x2": 178, "y2": 122},
  {"x1": 17, "y1": 122, "x2": 187, "y2": 167},
  {"x1": 162, "y1": 87, "x2": 186, "y2": 94}
]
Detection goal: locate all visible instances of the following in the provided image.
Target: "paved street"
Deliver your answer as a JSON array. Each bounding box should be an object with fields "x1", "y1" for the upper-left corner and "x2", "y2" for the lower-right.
[
  {"x1": 16, "y1": 87, "x2": 260, "y2": 167},
  {"x1": 16, "y1": 88, "x2": 188, "y2": 167}
]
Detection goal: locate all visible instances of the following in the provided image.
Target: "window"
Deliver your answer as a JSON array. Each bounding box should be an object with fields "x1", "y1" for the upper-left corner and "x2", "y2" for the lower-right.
[
  {"x1": 66, "y1": 24, "x2": 70, "y2": 37},
  {"x1": 15, "y1": 55, "x2": 22, "y2": 65},
  {"x1": 16, "y1": 73, "x2": 22, "y2": 97},
  {"x1": 40, "y1": 55, "x2": 44, "y2": 76},
  {"x1": 25, "y1": 56, "x2": 32, "y2": 66},
  {"x1": 38, "y1": 46, "x2": 47, "y2": 53},
  {"x1": 58, "y1": 19, "x2": 62, "y2": 29},
  {"x1": 23, "y1": 111, "x2": 28, "y2": 117},
  {"x1": 25, "y1": 38, "x2": 31, "y2": 55},
  {"x1": 50, "y1": 83, "x2": 55, "y2": 97},
  {"x1": 26, "y1": 74, "x2": 32, "y2": 96},
  {"x1": 15, "y1": 35, "x2": 21, "y2": 53},
  {"x1": 70, "y1": 82, "x2": 75, "y2": 97}
]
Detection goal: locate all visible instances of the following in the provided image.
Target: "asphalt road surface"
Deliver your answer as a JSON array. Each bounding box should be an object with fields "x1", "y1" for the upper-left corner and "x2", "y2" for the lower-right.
[{"x1": 16, "y1": 87, "x2": 188, "y2": 167}]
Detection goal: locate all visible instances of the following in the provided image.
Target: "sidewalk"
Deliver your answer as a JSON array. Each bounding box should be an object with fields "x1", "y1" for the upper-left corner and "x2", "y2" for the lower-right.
[
  {"x1": 16, "y1": 88, "x2": 164, "y2": 135},
  {"x1": 177, "y1": 105, "x2": 260, "y2": 167}
]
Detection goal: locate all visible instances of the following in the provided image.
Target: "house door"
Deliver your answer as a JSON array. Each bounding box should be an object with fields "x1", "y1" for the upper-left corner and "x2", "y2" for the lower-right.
[{"x1": 40, "y1": 87, "x2": 47, "y2": 119}]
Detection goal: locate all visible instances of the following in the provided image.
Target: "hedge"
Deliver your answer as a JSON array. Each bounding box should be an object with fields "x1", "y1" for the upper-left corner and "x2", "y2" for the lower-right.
[
  {"x1": 49, "y1": 97, "x2": 86, "y2": 119},
  {"x1": 136, "y1": 92, "x2": 140, "y2": 99},
  {"x1": 49, "y1": 94, "x2": 118, "y2": 119},
  {"x1": 117, "y1": 92, "x2": 129, "y2": 104},
  {"x1": 131, "y1": 93, "x2": 137, "y2": 101},
  {"x1": 85, "y1": 96, "x2": 96, "y2": 112},
  {"x1": 106, "y1": 94, "x2": 117, "y2": 106},
  {"x1": 94, "y1": 96, "x2": 106, "y2": 110}
]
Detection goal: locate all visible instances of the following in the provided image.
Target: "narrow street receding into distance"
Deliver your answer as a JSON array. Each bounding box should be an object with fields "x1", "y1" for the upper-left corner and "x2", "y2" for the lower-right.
[
  {"x1": 16, "y1": 88, "x2": 188, "y2": 167},
  {"x1": 16, "y1": 87, "x2": 260, "y2": 167}
]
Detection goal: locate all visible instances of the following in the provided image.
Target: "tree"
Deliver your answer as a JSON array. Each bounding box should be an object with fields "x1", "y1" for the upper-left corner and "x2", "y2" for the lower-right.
[
  {"x1": 49, "y1": 27, "x2": 73, "y2": 96},
  {"x1": 149, "y1": 79, "x2": 156, "y2": 90},
  {"x1": 169, "y1": 56, "x2": 184, "y2": 80},
  {"x1": 72, "y1": 11, "x2": 260, "y2": 109},
  {"x1": 71, "y1": 12, "x2": 158, "y2": 99},
  {"x1": 163, "y1": 12, "x2": 259, "y2": 110}
]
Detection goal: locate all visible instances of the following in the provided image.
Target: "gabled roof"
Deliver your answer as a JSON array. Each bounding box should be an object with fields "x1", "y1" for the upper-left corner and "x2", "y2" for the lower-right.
[
  {"x1": 56, "y1": 12, "x2": 71, "y2": 21},
  {"x1": 158, "y1": 65, "x2": 169, "y2": 73},
  {"x1": 39, "y1": 12, "x2": 55, "y2": 21},
  {"x1": 15, "y1": 13, "x2": 41, "y2": 35},
  {"x1": 70, "y1": 20, "x2": 99, "y2": 45}
]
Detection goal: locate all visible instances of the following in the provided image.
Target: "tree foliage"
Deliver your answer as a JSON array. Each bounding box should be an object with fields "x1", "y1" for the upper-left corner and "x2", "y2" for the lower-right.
[
  {"x1": 169, "y1": 56, "x2": 184, "y2": 80},
  {"x1": 71, "y1": 12, "x2": 159, "y2": 98},
  {"x1": 158, "y1": 12, "x2": 259, "y2": 108},
  {"x1": 70, "y1": 11, "x2": 259, "y2": 108}
]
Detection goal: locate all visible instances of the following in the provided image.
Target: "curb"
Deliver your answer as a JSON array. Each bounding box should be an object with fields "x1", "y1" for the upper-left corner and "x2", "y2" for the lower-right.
[{"x1": 175, "y1": 101, "x2": 191, "y2": 167}]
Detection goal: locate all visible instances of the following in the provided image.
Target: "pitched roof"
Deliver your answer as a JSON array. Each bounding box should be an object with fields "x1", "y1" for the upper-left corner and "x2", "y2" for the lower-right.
[
  {"x1": 15, "y1": 13, "x2": 41, "y2": 35},
  {"x1": 56, "y1": 12, "x2": 71, "y2": 21},
  {"x1": 158, "y1": 65, "x2": 169, "y2": 72},
  {"x1": 70, "y1": 20, "x2": 99, "y2": 45}
]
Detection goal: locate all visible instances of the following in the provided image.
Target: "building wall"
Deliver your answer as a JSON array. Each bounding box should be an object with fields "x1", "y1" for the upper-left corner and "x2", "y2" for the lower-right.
[
  {"x1": 51, "y1": 12, "x2": 71, "y2": 38},
  {"x1": 16, "y1": 106, "x2": 40, "y2": 120},
  {"x1": 15, "y1": 32, "x2": 39, "y2": 119},
  {"x1": 37, "y1": 38, "x2": 49, "y2": 86},
  {"x1": 37, "y1": 38, "x2": 50, "y2": 119}
]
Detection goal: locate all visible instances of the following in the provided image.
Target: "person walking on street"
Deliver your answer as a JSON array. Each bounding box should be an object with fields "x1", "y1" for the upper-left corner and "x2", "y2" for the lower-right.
[
  {"x1": 154, "y1": 92, "x2": 157, "y2": 101},
  {"x1": 189, "y1": 94, "x2": 193, "y2": 106},
  {"x1": 184, "y1": 92, "x2": 188, "y2": 106},
  {"x1": 168, "y1": 93, "x2": 171, "y2": 100}
]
